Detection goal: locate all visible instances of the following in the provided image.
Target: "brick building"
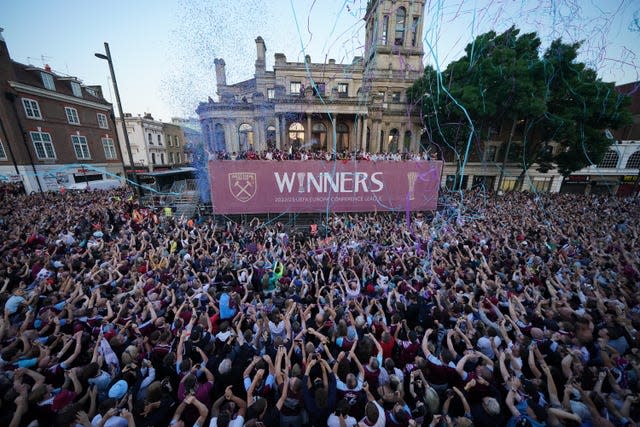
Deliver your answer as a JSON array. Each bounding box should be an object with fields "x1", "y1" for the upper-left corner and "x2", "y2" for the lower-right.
[{"x1": 0, "y1": 28, "x2": 124, "y2": 193}]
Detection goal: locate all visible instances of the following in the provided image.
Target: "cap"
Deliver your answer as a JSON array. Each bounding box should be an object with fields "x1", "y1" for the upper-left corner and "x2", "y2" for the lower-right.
[{"x1": 108, "y1": 379, "x2": 128, "y2": 399}]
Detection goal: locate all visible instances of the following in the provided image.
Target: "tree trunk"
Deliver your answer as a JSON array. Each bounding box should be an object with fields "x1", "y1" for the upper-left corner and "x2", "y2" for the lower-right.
[{"x1": 497, "y1": 118, "x2": 518, "y2": 191}]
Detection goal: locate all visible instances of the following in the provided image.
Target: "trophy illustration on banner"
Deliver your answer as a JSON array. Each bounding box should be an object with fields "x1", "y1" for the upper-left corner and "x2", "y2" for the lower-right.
[
  {"x1": 407, "y1": 171, "x2": 418, "y2": 200},
  {"x1": 297, "y1": 172, "x2": 306, "y2": 193}
]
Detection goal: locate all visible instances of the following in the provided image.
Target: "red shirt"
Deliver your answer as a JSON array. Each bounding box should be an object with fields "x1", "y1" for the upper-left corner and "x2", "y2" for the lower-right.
[{"x1": 380, "y1": 337, "x2": 396, "y2": 360}]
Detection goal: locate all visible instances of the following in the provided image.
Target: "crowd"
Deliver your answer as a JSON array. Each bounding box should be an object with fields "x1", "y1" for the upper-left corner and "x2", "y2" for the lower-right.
[
  {"x1": 209, "y1": 148, "x2": 437, "y2": 162},
  {"x1": 0, "y1": 184, "x2": 639, "y2": 427}
]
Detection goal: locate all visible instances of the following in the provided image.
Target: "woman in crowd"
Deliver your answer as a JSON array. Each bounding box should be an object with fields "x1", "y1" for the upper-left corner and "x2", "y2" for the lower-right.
[{"x1": 0, "y1": 185, "x2": 638, "y2": 426}]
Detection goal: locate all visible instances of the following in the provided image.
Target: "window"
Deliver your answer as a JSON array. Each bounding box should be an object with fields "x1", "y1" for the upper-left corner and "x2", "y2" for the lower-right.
[
  {"x1": 0, "y1": 140, "x2": 7, "y2": 160},
  {"x1": 531, "y1": 177, "x2": 553, "y2": 193},
  {"x1": 395, "y1": 7, "x2": 406, "y2": 46},
  {"x1": 238, "y1": 123, "x2": 254, "y2": 151},
  {"x1": 175, "y1": 136, "x2": 180, "y2": 147},
  {"x1": 177, "y1": 153, "x2": 182, "y2": 163},
  {"x1": 151, "y1": 153, "x2": 156, "y2": 164},
  {"x1": 500, "y1": 177, "x2": 518, "y2": 191},
  {"x1": 86, "y1": 87, "x2": 98, "y2": 97},
  {"x1": 289, "y1": 122, "x2": 305, "y2": 146},
  {"x1": 102, "y1": 138, "x2": 117, "y2": 159},
  {"x1": 71, "y1": 82, "x2": 82, "y2": 98},
  {"x1": 266, "y1": 125, "x2": 276, "y2": 148},
  {"x1": 311, "y1": 123, "x2": 326, "y2": 150},
  {"x1": 22, "y1": 98, "x2": 42, "y2": 119},
  {"x1": 157, "y1": 134, "x2": 162, "y2": 145},
  {"x1": 167, "y1": 136, "x2": 173, "y2": 147},
  {"x1": 336, "y1": 123, "x2": 349, "y2": 152},
  {"x1": 411, "y1": 16, "x2": 420, "y2": 47},
  {"x1": 41, "y1": 72, "x2": 55, "y2": 91},
  {"x1": 392, "y1": 92, "x2": 401, "y2": 102},
  {"x1": 267, "y1": 88, "x2": 275, "y2": 99},
  {"x1": 97, "y1": 113, "x2": 108, "y2": 129},
  {"x1": 214, "y1": 123, "x2": 225, "y2": 151},
  {"x1": 598, "y1": 150, "x2": 619, "y2": 168},
  {"x1": 65, "y1": 107, "x2": 80, "y2": 125},
  {"x1": 160, "y1": 153, "x2": 165, "y2": 164},
  {"x1": 290, "y1": 81, "x2": 301, "y2": 95},
  {"x1": 30, "y1": 131, "x2": 56, "y2": 159},
  {"x1": 338, "y1": 83, "x2": 348, "y2": 97},
  {"x1": 381, "y1": 15, "x2": 389, "y2": 44},
  {"x1": 169, "y1": 152, "x2": 174, "y2": 164},
  {"x1": 313, "y1": 82, "x2": 325, "y2": 97},
  {"x1": 485, "y1": 145, "x2": 497, "y2": 162},
  {"x1": 148, "y1": 133, "x2": 153, "y2": 145},
  {"x1": 71, "y1": 135, "x2": 91, "y2": 159},
  {"x1": 388, "y1": 128, "x2": 399, "y2": 153},
  {"x1": 625, "y1": 151, "x2": 640, "y2": 169}
]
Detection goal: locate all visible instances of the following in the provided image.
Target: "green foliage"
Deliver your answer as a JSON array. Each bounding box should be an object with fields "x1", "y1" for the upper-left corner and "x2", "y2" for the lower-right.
[{"x1": 407, "y1": 27, "x2": 632, "y2": 176}]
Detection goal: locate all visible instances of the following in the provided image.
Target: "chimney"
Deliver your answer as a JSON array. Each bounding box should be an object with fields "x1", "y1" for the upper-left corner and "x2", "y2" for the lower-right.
[
  {"x1": 0, "y1": 28, "x2": 17, "y2": 83},
  {"x1": 214, "y1": 58, "x2": 227, "y2": 87},
  {"x1": 255, "y1": 36, "x2": 266, "y2": 74}
]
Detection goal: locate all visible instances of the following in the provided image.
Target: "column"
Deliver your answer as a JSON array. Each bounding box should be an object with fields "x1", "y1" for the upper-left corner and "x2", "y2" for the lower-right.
[
  {"x1": 224, "y1": 120, "x2": 232, "y2": 152},
  {"x1": 306, "y1": 114, "x2": 312, "y2": 148},
  {"x1": 381, "y1": 124, "x2": 388, "y2": 152},
  {"x1": 275, "y1": 115, "x2": 281, "y2": 149},
  {"x1": 330, "y1": 114, "x2": 337, "y2": 151},
  {"x1": 354, "y1": 116, "x2": 361, "y2": 152},
  {"x1": 411, "y1": 122, "x2": 419, "y2": 152},
  {"x1": 255, "y1": 118, "x2": 263, "y2": 151},
  {"x1": 399, "y1": 123, "x2": 406, "y2": 152},
  {"x1": 281, "y1": 115, "x2": 288, "y2": 151},
  {"x1": 361, "y1": 117, "x2": 368, "y2": 152}
]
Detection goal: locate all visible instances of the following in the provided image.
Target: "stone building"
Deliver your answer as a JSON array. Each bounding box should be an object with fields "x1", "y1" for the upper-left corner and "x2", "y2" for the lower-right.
[{"x1": 196, "y1": 0, "x2": 426, "y2": 155}]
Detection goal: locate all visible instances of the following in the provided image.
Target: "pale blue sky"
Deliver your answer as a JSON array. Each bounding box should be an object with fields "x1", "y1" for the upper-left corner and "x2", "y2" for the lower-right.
[{"x1": 2, "y1": 0, "x2": 638, "y2": 121}]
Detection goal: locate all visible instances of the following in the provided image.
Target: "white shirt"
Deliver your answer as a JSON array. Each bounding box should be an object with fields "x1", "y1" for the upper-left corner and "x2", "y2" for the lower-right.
[
  {"x1": 209, "y1": 415, "x2": 244, "y2": 427},
  {"x1": 328, "y1": 413, "x2": 357, "y2": 427}
]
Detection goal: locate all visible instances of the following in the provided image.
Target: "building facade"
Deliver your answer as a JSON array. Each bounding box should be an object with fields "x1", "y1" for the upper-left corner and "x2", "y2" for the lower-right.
[
  {"x1": 560, "y1": 81, "x2": 640, "y2": 196},
  {"x1": 0, "y1": 29, "x2": 124, "y2": 193},
  {"x1": 197, "y1": 0, "x2": 426, "y2": 156},
  {"x1": 116, "y1": 113, "x2": 187, "y2": 172},
  {"x1": 195, "y1": 1, "x2": 636, "y2": 195}
]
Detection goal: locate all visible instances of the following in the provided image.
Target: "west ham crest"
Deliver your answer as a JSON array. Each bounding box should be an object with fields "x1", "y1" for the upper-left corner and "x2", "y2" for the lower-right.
[{"x1": 228, "y1": 172, "x2": 257, "y2": 202}]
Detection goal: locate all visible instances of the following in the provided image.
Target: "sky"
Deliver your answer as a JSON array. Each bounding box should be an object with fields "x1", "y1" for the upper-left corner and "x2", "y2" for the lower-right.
[{"x1": 2, "y1": 0, "x2": 639, "y2": 123}]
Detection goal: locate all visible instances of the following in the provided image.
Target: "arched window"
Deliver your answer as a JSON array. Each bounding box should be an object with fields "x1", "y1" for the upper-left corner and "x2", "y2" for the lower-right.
[
  {"x1": 214, "y1": 123, "x2": 225, "y2": 152},
  {"x1": 289, "y1": 122, "x2": 305, "y2": 148},
  {"x1": 598, "y1": 150, "x2": 619, "y2": 168},
  {"x1": 388, "y1": 128, "x2": 399, "y2": 153},
  {"x1": 266, "y1": 125, "x2": 276, "y2": 149},
  {"x1": 336, "y1": 123, "x2": 349, "y2": 152},
  {"x1": 625, "y1": 151, "x2": 640, "y2": 169},
  {"x1": 238, "y1": 123, "x2": 254, "y2": 151},
  {"x1": 394, "y1": 7, "x2": 406, "y2": 46},
  {"x1": 311, "y1": 123, "x2": 326, "y2": 151},
  {"x1": 403, "y1": 131, "x2": 412, "y2": 152}
]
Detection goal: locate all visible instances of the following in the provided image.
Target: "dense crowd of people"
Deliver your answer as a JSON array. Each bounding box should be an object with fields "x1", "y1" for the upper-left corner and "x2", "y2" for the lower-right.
[
  {"x1": 209, "y1": 148, "x2": 437, "y2": 162},
  {"x1": 0, "y1": 184, "x2": 639, "y2": 427}
]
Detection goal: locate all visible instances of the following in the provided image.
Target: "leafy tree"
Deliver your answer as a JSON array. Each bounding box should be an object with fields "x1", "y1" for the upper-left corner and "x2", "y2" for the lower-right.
[{"x1": 408, "y1": 28, "x2": 632, "y2": 186}]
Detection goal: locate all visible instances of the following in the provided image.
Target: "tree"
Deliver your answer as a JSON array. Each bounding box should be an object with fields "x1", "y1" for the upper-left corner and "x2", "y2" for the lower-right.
[
  {"x1": 536, "y1": 40, "x2": 631, "y2": 176},
  {"x1": 407, "y1": 28, "x2": 632, "y2": 188}
]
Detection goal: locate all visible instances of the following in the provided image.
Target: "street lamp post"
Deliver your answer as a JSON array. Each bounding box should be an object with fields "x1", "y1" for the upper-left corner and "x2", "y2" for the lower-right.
[{"x1": 95, "y1": 42, "x2": 140, "y2": 197}]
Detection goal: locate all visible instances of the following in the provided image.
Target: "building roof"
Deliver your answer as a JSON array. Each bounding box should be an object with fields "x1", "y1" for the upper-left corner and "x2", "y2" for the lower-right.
[{"x1": 10, "y1": 61, "x2": 110, "y2": 105}]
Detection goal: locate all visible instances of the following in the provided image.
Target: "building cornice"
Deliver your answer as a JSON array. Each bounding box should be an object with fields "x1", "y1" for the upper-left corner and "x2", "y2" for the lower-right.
[{"x1": 8, "y1": 81, "x2": 112, "y2": 111}]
